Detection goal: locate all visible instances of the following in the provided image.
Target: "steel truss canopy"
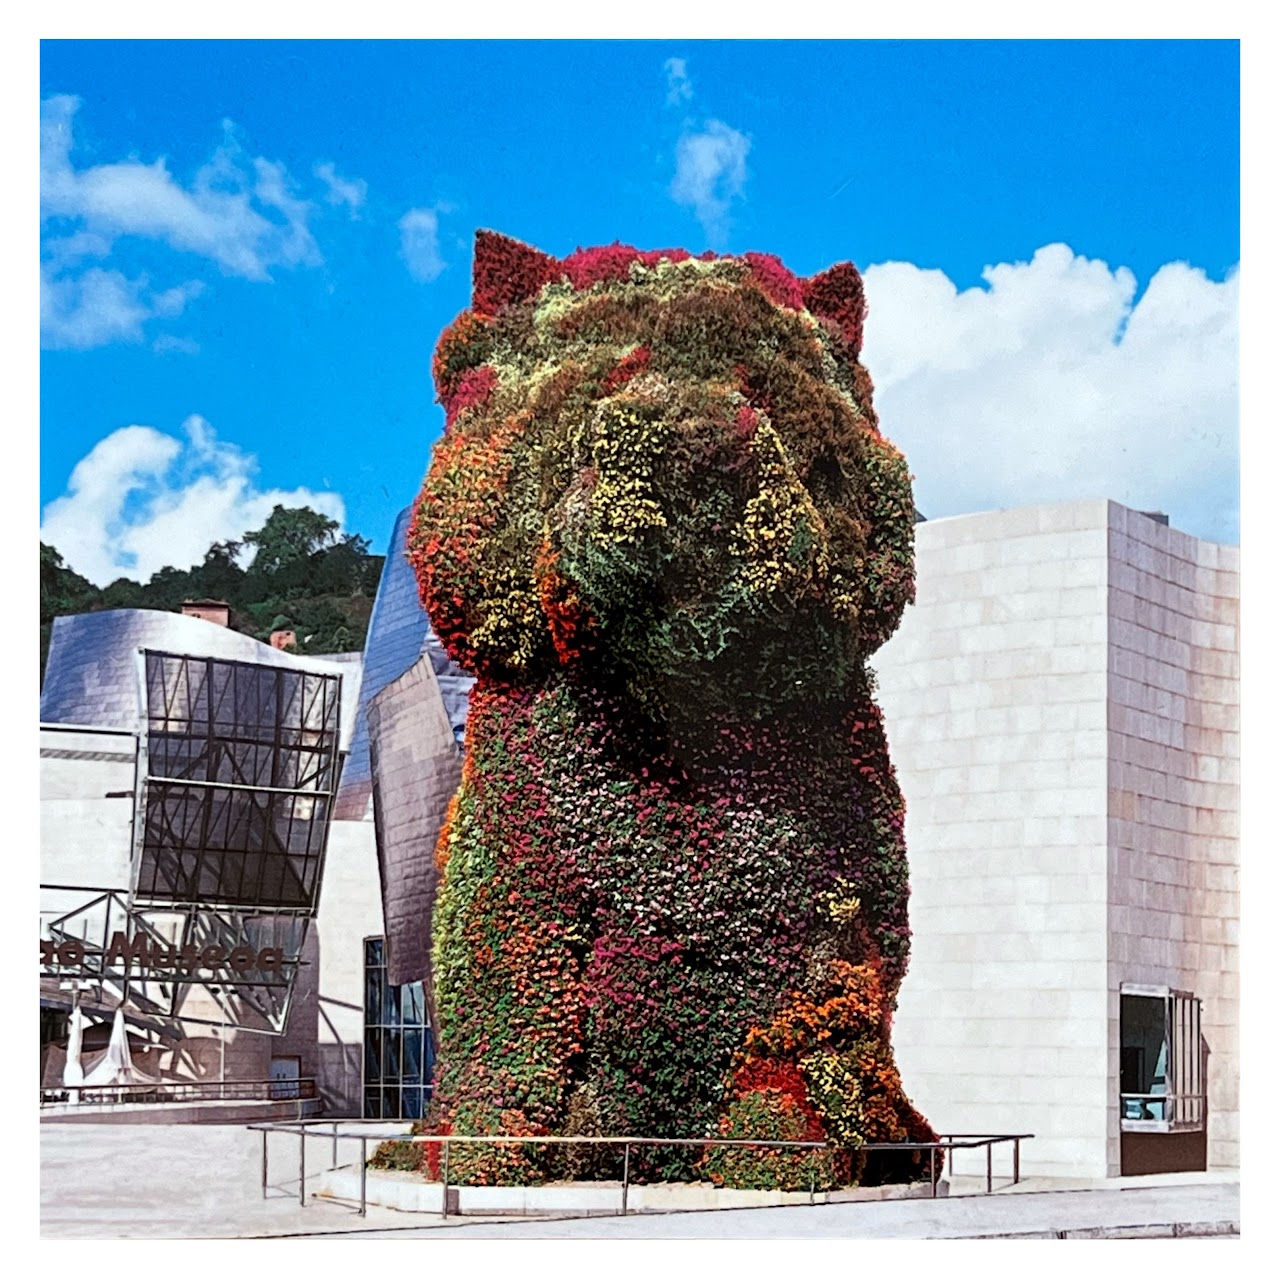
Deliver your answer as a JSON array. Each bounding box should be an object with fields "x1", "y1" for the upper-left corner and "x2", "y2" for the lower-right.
[
  {"x1": 42, "y1": 648, "x2": 347, "y2": 1036},
  {"x1": 133, "y1": 650, "x2": 342, "y2": 914}
]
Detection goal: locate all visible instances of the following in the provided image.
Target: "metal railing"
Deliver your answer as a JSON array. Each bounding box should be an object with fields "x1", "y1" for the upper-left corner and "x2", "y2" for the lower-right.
[
  {"x1": 248, "y1": 1119, "x2": 1033, "y2": 1219},
  {"x1": 41, "y1": 1077, "x2": 318, "y2": 1108}
]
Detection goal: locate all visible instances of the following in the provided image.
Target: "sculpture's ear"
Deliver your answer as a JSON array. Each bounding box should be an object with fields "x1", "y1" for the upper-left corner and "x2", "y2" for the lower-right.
[
  {"x1": 472, "y1": 230, "x2": 559, "y2": 316},
  {"x1": 803, "y1": 261, "x2": 867, "y2": 358}
]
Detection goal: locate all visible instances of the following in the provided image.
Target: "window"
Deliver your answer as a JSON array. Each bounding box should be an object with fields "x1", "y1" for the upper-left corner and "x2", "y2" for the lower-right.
[
  {"x1": 1119, "y1": 986, "x2": 1204, "y2": 1132},
  {"x1": 362, "y1": 937, "x2": 434, "y2": 1120}
]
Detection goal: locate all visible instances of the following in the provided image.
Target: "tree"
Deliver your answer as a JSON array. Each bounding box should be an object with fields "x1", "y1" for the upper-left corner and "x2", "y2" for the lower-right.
[
  {"x1": 144, "y1": 565, "x2": 197, "y2": 612},
  {"x1": 243, "y1": 506, "x2": 340, "y2": 576},
  {"x1": 314, "y1": 533, "x2": 373, "y2": 595},
  {"x1": 188, "y1": 540, "x2": 246, "y2": 606},
  {"x1": 100, "y1": 578, "x2": 145, "y2": 610},
  {"x1": 41, "y1": 543, "x2": 97, "y2": 619}
]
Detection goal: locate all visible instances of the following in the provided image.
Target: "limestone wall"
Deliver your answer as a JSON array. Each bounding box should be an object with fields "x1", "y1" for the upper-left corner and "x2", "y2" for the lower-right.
[
  {"x1": 876, "y1": 498, "x2": 1240, "y2": 1179},
  {"x1": 1103, "y1": 503, "x2": 1240, "y2": 1174},
  {"x1": 876, "y1": 500, "x2": 1114, "y2": 1178}
]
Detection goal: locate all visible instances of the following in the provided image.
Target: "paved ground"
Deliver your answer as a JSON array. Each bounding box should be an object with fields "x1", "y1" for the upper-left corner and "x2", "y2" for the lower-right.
[
  {"x1": 41, "y1": 1121, "x2": 1240, "y2": 1240},
  {"x1": 374, "y1": 1183, "x2": 1238, "y2": 1240}
]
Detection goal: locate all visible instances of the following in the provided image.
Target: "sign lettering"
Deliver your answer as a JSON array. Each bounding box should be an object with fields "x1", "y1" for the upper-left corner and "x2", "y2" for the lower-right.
[{"x1": 40, "y1": 931, "x2": 289, "y2": 975}]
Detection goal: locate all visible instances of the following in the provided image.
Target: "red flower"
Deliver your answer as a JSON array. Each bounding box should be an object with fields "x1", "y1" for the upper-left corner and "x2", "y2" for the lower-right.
[
  {"x1": 444, "y1": 365, "x2": 499, "y2": 427},
  {"x1": 803, "y1": 261, "x2": 868, "y2": 357},
  {"x1": 745, "y1": 252, "x2": 806, "y2": 311},
  {"x1": 472, "y1": 229, "x2": 558, "y2": 316}
]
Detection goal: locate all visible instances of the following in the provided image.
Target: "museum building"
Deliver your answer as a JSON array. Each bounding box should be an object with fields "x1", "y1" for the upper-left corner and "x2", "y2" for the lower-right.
[
  {"x1": 877, "y1": 499, "x2": 1239, "y2": 1179},
  {"x1": 39, "y1": 517, "x2": 471, "y2": 1123},
  {"x1": 40, "y1": 497, "x2": 1238, "y2": 1181}
]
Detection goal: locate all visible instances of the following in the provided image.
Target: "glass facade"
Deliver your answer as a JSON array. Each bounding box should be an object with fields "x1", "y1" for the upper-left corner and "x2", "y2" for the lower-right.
[
  {"x1": 138, "y1": 651, "x2": 342, "y2": 911},
  {"x1": 363, "y1": 936, "x2": 434, "y2": 1119}
]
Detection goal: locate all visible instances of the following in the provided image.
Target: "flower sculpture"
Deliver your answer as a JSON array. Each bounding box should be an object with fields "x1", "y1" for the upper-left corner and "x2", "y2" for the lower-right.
[{"x1": 406, "y1": 230, "x2": 935, "y2": 1188}]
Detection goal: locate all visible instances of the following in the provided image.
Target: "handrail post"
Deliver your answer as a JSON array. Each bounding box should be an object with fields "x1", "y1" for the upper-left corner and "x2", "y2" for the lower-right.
[
  {"x1": 809, "y1": 1156, "x2": 816, "y2": 1206},
  {"x1": 1013, "y1": 1137, "x2": 1020, "y2": 1186},
  {"x1": 299, "y1": 1125, "x2": 307, "y2": 1206},
  {"x1": 930, "y1": 1147, "x2": 937, "y2": 1198},
  {"x1": 261, "y1": 1129, "x2": 268, "y2": 1200},
  {"x1": 441, "y1": 1140, "x2": 450, "y2": 1219},
  {"x1": 986, "y1": 1140, "x2": 992, "y2": 1194},
  {"x1": 622, "y1": 1142, "x2": 630, "y2": 1216},
  {"x1": 360, "y1": 1138, "x2": 367, "y2": 1217},
  {"x1": 332, "y1": 1121, "x2": 338, "y2": 1171}
]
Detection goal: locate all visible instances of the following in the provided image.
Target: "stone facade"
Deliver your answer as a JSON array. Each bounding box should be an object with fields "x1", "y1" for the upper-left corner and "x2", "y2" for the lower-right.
[
  {"x1": 1103, "y1": 504, "x2": 1240, "y2": 1173},
  {"x1": 876, "y1": 499, "x2": 1239, "y2": 1179}
]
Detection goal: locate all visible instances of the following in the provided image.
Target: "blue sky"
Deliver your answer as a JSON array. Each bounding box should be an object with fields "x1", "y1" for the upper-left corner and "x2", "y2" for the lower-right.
[{"x1": 39, "y1": 39, "x2": 1240, "y2": 584}]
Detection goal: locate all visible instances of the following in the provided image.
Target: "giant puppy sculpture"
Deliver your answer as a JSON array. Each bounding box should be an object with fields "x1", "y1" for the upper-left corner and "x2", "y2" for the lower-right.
[{"x1": 408, "y1": 231, "x2": 935, "y2": 1188}]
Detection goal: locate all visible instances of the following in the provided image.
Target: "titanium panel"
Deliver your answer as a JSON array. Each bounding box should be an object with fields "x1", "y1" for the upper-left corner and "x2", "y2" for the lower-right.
[
  {"x1": 335, "y1": 505, "x2": 474, "y2": 820},
  {"x1": 41, "y1": 608, "x2": 354, "y2": 737},
  {"x1": 367, "y1": 653, "x2": 464, "y2": 991}
]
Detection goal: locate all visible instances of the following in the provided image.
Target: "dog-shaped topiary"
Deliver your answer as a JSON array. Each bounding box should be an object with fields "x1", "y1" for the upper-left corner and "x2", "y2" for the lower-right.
[{"x1": 407, "y1": 231, "x2": 935, "y2": 1188}]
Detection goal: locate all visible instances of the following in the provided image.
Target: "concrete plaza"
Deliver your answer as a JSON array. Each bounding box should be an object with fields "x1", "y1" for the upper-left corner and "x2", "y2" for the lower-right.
[{"x1": 40, "y1": 1122, "x2": 1239, "y2": 1240}]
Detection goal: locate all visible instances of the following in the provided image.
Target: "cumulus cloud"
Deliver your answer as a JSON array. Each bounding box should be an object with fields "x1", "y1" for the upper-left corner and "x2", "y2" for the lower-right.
[
  {"x1": 664, "y1": 57, "x2": 693, "y2": 106},
  {"x1": 399, "y1": 207, "x2": 446, "y2": 282},
  {"x1": 40, "y1": 416, "x2": 346, "y2": 585},
  {"x1": 670, "y1": 119, "x2": 751, "y2": 246},
  {"x1": 314, "y1": 160, "x2": 367, "y2": 215},
  {"x1": 859, "y1": 243, "x2": 1239, "y2": 542}
]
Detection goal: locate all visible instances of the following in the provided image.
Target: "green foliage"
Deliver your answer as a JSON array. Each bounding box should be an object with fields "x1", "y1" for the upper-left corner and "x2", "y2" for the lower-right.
[
  {"x1": 40, "y1": 542, "x2": 98, "y2": 674},
  {"x1": 700, "y1": 1090, "x2": 840, "y2": 1192},
  {"x1": 368, "y1": 1138, "x2": 425, "y2": 1173}
]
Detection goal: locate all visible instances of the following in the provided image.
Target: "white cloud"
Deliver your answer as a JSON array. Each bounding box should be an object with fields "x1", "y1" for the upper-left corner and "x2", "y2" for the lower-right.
[
  {"x1": 314, "y1": 161, "x2": 368, "y2": 215},
  {"x1": 40, "y1": 416, "x2": 346, "y2": 585},
  {"x1": 41, "y1": 96, "x2": 321, "y2": 281},
  {"x1": 669, "y1": 119, "x2": 750, "y2": 246},
  {"x1": 42, "y1": 229, "x2": 113, "y2": 269},
  {"x1": 399, "y1": 207, "x2": 445, "y2": 283},
  {"x1": 40, "y1": 94, "x2": 335, "y2": 350},
  {"x1": 40, "y1": 265, "x2": 204, "y2": 350},
  {"x1": 859, "y1": 244, "x2": 1239, "y2": 542},
  {"x1": 664, "y1": 57, "x2": 693, "y2": 107}
]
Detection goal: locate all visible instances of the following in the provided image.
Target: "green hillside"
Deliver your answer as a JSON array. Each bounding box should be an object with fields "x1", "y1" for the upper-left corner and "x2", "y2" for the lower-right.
[{"x1": 40, "y1": 505, "x2": 385, "y2": 679}]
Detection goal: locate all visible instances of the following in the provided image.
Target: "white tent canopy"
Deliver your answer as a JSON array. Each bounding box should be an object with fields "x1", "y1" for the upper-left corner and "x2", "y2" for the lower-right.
[
  {"x1": 79, "y1": 1008, "x2": 159, "y2": 1088},
  {"x1": 61, "y1": 1004, "x2": 86, "y2": 1088}
]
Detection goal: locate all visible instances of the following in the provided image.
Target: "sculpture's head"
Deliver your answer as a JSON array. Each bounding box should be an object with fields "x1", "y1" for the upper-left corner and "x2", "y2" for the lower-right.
[{"x1": 410, "y1": 231, "x2": 915, "y2": 720}]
